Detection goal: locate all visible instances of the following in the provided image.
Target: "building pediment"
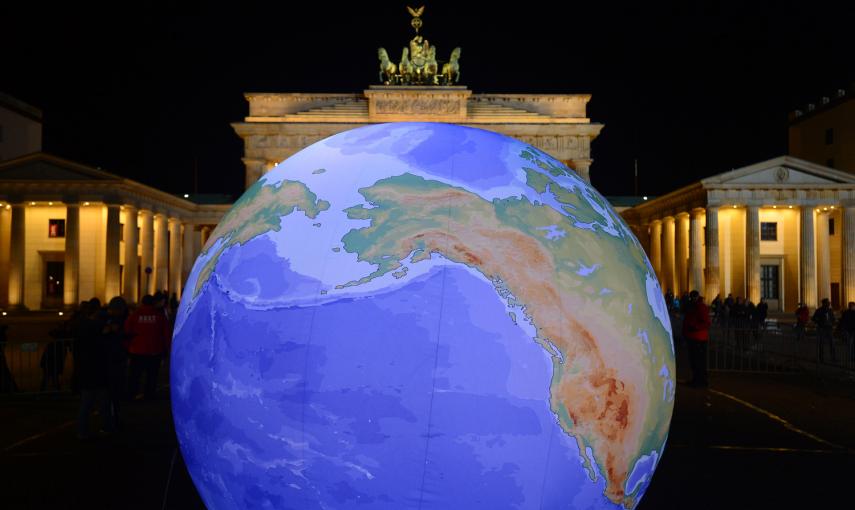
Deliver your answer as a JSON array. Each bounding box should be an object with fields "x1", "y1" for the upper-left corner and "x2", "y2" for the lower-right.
[
  {"x1": 701, "y1": 156, "x2": 855, "y2": 187},
  {"x1": 0, "y1": 153, "x2": 121, "y2": 182}
]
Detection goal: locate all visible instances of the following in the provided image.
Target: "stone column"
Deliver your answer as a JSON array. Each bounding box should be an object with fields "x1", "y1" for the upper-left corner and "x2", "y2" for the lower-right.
[
  {"x1": 676, "y1": 213, "x2": 690, "y2": 294},
  {"x1": 8, "y1": 204, "x2": 26, "y2": 309},
  {"x1": 649, "y1": 220, "x2": 662, "y2": 282},
  {"x1": 104, "y1": 204, "x2": 122, "y2": 299},
  {"x1": 182, "y1": 223, "x2": 195, "y2": 285},
  {"x1": 817, "y1": 211, "x2": 831, "y2": 304},
  {"x1": 663, "y1": 216, "x2": 677, "y2": 294},
  {"x1": 689, "y1": 208, "x2": 705, "y2": 295},
  {"x1": 800, "y1": 207, "x2": 817, "y2": 308},
  {"x1": 0, "y1": 205, "x2": 11, "y2": 308},
  {"x1": 63, "y1": 204, "x2": 80, "y2": 308},
  {"x1": 193, "y1": 228, "x2": 202, "y2": 262},
  {"x1": 567, "y1": 159, "x2": 592, "y2": 184},
  {"x1": 201, "y1": 225, "x2": 212, "y2": 248},
  {"x1": 746, "y1": 205, "x2": 761, "y2": 304},
  {"x1": 122, "y1": 206, "x2": 139, "y2": 303},
  {"x1": 139, "y1": 210, "x2": 154, "y2": 296},
  {"x1": 704, "y1": 205, "x2": 720, "y2": 302},
  {"x1": 169, "y1": 218, "x2": 182, "y2": 297},
  {"x1": 243, "y1": 158, "x2": 266, "y2": 189},
  {"x1": 844, "y1": 207, "x2": 855, "y2": 306},
  {"x1": 154, "y1": 214, "x2": 169, "y2": 292}
]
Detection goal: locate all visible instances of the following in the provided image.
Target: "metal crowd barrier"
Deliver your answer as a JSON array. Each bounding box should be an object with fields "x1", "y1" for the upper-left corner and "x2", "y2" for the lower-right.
[
  {"x1": 705, "y1": 320, "x2": 855, "y2": 375},
  {"x1": 0, "y1": 338, "x2": 75, "y2": 394}
]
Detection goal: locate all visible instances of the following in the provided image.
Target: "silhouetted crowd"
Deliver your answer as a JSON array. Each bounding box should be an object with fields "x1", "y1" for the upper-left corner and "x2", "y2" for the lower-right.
[{"x1": 46, "y1": 292, "x2": 178, "y2": 439}]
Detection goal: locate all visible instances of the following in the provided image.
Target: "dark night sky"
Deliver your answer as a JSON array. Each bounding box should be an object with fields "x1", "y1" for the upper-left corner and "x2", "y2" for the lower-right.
[{"x1": 3, "y1": 1, "x2": 854, "y2": 199}]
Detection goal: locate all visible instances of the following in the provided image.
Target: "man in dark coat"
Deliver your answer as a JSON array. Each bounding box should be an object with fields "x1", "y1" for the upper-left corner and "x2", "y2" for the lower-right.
[
  {"x1": 75, "y1": 304, "x2": 114, "y2": 439},
  {"x1": 812, "y1": 298, "x2": 836, "y2": 362},
  {"x1": 839, "y1": 302, "x2": 855, "y2": 362}
]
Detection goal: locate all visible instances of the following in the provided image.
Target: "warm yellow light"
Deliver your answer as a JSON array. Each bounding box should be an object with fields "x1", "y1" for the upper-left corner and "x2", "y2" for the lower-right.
[
  {"x1": 831, "y1": 206, "x2": 835, "y2": 209},
  {"x1": 823, "y1": 207, "x2": 828, "y2": 211},
  {"x1": 732, "y1": 205, "x2": 737, "y2": 208},
  {"x1": 30, "y1": 202, "x2": 36, "y2": 206},
  {"x1": 58, "y1": 311, "x2": 64, "y2": 316},
  {"x1": 5, "y1": 205, "x2": 9, "y2": 210},
  {"x1": 773, "y1": 205, "x2": 777, "y2": 209},
  {"x1": 788, "y1": 205, "x2": 793, "y2": 209},
  {"x1": 1, "y1": 312, "x2": 6, "y2": 316},
  {"x1": 48, "y1": 202, "x2": 53, "y2": 206},
  {"x1": 83, "y1": 202, "x2": 90, "y2": 206}
]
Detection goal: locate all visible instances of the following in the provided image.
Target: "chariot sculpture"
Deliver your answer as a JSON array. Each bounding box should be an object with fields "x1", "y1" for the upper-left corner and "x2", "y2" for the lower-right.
[{"x1": 377, "y1": 6, "x2": 462, "y2": 86}]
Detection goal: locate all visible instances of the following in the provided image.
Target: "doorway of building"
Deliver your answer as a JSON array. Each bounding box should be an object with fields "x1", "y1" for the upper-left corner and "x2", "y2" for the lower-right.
[
  {"x1": 43, "y1": 261, "x2": 64, "y2": 309},
  {"x1": 831, "y1": 282, "x2": 841, "y2": 310},
  {"x1": 760, "y1": 263, "x2": 781, "y2": 311}
]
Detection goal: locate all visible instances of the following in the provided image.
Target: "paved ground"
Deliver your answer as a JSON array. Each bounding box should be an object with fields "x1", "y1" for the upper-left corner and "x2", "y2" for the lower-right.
[
  {"x1": 2, "y1": 370, "x2": 853, "y2": 510},
  {"x1": 2, "y1": 313, "x2": 854, "y2": 509}
]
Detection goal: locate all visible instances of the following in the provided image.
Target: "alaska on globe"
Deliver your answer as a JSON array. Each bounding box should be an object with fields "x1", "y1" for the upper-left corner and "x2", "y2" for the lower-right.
[{"x1": 171, "y1": 123, "x2": 675, "y2": 509}]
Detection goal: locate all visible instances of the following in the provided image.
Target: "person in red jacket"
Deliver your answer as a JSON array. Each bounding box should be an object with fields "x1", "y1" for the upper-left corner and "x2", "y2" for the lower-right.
[
  {"x1": 682, "y1": 290, "x2": 712, "y2": 388},
  {"x1": 125, "y1": 294, "x2": 171, "y2": 400}
]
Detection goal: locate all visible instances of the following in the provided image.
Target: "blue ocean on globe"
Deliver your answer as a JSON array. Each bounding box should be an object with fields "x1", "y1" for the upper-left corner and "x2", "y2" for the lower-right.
[{"x1": 172, "y1": 123, "x2": 675, "y2": 509}]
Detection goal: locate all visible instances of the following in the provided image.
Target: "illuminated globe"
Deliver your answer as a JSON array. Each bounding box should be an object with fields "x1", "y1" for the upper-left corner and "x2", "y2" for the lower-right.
[{"x1": 171, "y1": 123, "x2": 675, "y2": 509}]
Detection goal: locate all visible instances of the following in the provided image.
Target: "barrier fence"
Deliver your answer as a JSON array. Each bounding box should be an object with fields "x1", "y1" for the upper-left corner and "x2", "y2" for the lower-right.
[
  {"x1": 0, "y1": 338, "x2": 74, "y2": 394},
  {"x1": 3, "y1": 321, "x2": 855, "y2": 395},
  {"x1": 705, "y1": 320, "x2": 855, "y2": 375}
]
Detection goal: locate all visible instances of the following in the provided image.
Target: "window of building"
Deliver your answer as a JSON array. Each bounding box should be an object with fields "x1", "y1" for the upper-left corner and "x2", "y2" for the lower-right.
[
  {"x1": 827, "y1": 158, "x2": 835, "y2": 169},
  {"x1": 48, "y1": 219, "x2": 65, "y2": 238},
  {"x1": 760, "y1": 222, "x2": 777, "y2": 241},
  {"x1": 825, "y1": 128, "x2": 834, "y2": 145},
  {"x1": 829, "y1": 218, "x2": 835, "y2": 236}
]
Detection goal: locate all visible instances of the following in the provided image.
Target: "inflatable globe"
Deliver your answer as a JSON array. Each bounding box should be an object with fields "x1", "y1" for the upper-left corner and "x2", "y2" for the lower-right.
[{"x1": 172, "y1": 123, "x2": 675, "y2": 509}]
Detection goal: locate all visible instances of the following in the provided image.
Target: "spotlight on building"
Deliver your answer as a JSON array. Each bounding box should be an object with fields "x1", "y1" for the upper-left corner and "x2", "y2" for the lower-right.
[
  {"x1": 184, "y1": 194, "x2": 190, "y2": 198},
  {"x1": 58, "y1": 311, "x2": 64, "y2": 316},
  {"x1": 642, "y1": 196, "x2": 648, "y2": 201},
  {"x1": 1, "y1": 312, "x2": 6, "y2": 316}
]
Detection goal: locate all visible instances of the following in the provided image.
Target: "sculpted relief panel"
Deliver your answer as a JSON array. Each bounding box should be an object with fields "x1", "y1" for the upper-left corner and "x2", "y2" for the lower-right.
[{"x1": 374, "y1": 98, "x2": 462, "y2": 115}]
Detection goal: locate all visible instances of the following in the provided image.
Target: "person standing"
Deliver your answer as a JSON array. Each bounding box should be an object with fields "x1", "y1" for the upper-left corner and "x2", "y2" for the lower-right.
[
  {"x1": 839, "y1": 302, "x2": 855, "y2": 363},
  {"x1": 794, "y1": 302, "x2": 810, "y2": 342},
  {"x1": 683, "y1": 290, "x2": 712, "y2": 387},
  {"x1": 103, "y1": 297, "x2": 129, "y2": 430},
  {"x1": 125, "y1": 295, "x2": 170, "y2": 400},
  {"x1": 75, "y1": 303, "x2": 113, "y2": 439},
  {"x1": 812, "y1": 298, "x2": 836, "y2": 363}
]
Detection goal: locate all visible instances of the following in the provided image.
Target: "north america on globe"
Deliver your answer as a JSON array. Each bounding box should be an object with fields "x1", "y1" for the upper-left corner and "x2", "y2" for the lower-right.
[{"x1": 171, "y1": 122, "x2": 675, "y2": 509}]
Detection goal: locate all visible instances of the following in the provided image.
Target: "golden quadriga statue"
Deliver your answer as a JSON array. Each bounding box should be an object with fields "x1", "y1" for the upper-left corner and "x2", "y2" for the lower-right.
[{"x1": 377, "y1": 6, "x2": 461, "y2": 86}]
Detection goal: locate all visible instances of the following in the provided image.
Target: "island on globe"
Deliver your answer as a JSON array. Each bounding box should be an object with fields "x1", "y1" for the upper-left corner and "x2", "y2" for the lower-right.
[{"x1": 171, "y1": 122, "x2": 675, "y2": 509}]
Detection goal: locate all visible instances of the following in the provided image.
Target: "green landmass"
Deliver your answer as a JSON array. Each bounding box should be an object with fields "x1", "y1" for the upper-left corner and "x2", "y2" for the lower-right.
[{"x1": 193, "y1": 179, "x2": 329, "y2": 296}]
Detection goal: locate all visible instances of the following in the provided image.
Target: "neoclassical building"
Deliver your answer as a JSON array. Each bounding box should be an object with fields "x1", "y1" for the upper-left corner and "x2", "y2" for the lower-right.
[
  {"x1": 231, "y1": 86, "x2": 603, "y2": 188},
  {"x1": 0, "y1": 153, "x2": 229, "y2": 310},
  {"x1": 621, "y1": 156, "x2": 855, "y2": 312}
]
